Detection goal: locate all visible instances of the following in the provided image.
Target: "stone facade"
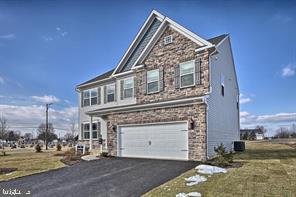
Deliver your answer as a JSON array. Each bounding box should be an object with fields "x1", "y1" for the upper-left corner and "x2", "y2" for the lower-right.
[
  {"x1": 105, "y1": 27, "x2": 210, "y2": 161},
  {"x1": 107, "y1": 103, "x2": 207, "y2": 161},
  {"x1": 135, "y1": 26, "x2": 210, "y2": 104}
]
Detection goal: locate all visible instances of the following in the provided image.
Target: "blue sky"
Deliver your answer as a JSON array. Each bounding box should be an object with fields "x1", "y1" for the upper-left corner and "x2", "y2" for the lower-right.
[{"x1": 0, "y1": 0, "x2": 295, "y2": 136}]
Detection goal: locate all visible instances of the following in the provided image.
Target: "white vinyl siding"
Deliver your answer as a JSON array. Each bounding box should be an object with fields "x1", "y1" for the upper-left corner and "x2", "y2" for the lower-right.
[
  {"x1": 107, "y1": 84, "x2": 115, "y2": 102},
  {"x1": 180, "y1": 60, "x2": 195, "y2": 87},
  {"x1": 147, "y1": 69, "x2": 159, "y2": 93},
  {"x1": 123, "y1": 78, "x2": 134, "y2": 98}
]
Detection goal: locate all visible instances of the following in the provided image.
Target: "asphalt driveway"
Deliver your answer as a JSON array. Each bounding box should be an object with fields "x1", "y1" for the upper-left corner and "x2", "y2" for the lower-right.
[{"x1": 0, "y1": 158, "x2": 197, "y2": 197}]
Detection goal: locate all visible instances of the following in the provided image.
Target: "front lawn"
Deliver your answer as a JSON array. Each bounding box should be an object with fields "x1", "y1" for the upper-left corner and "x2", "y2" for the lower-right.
[
  {"x1": 143, "y1": 140, "x2": 296, "y2": 197},
  {"x1": 0, "y1": 147, "x2": 66, "y2": 181}
]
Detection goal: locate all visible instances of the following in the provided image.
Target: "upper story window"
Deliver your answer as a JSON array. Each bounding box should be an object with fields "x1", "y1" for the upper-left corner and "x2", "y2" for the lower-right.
[
  {"x1": 82, "y1": 88, "x2": 98, "y2": 107},
  {"x1": 107, "y1": 84, "x2": 115, "y2": 102},
  {"x1": 221, "y1": 74, "x2": 225, "y2": 96},
  {"x1": 147, "y1": 69, "x2": 159, "y2": 94},
  {"x1": 180, "y1": 61, "x2": 195, "y2": 87},
  {"x1": 83, "y1": 91, "x2": 90, "y2": 106},
  {"x1": 164, "y1": 35, "x2": 172, "y2": 45},
  {"x1": 123, "y1": 78, "x2": 134, "y2": 98}
]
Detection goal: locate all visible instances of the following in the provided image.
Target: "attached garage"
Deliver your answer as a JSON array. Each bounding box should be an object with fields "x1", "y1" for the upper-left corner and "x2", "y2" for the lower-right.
[{"x1": 117, "y1": 122, "x2": 188, "y2": 160}]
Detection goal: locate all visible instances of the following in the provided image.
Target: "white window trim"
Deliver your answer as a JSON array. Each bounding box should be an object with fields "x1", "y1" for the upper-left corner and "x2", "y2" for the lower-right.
[
  {"x1": 107, "y1": 83, "x2": 116, "y2": 103},
  {"x1": 179, "y1": 60, "x2": 195, "y2": 88},
  {"x1": 83, "y1": 88, "x2": 98, "y2": 107},
  {"x1": 147, "y1": 69, "x2": 160, "y2": 94},
  {"x1": 82, "y1": 121, "x2": 99, "y2": 140},
  {"x1": 123, "y1": 77, "x2": 134, "y2": 99},
  {"x1": 164, "y1": 35, "x2": 173, "y2": 45}
]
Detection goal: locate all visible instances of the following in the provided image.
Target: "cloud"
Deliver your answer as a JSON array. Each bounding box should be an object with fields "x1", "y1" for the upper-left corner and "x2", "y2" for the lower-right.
[
  {"x1": 0, "y1": 34, "x2": 15, "y2": 40},
  {"x1": 239, "y1": 94, "x2": 251, "y2": 104},
  {"x1": 41, "y1": 27, "x2": 68, "y2": 42},
  {"x1": 0, "y1": 104, "x2": 78, "y2": 136},
  {"x1": 0, "y1": 76, "x2": 4, "y2": 84},
  {"x1": 41, "y1": 36, "x2": 54, "y2": 42},
  {"x1": 240, "y1": 111, "x2": 296, "y2": 136},
  {"x1": 272, "y1": 13, "x2": 293, "y2": 24},
  {"x1": 281, "y1": 64, "x2": 295, "y2": 77},
  {"x1": 56, "y1": 27, "x2": 61, "y2": 31},
  {"x1": 31, "y1": 95, "x2": 60, "y2": 103}
]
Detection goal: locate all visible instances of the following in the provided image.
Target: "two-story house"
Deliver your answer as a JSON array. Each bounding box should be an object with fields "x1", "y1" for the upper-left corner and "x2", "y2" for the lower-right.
[{"x1": 76, "y1": 10, "x2": 240, "y2": 161}]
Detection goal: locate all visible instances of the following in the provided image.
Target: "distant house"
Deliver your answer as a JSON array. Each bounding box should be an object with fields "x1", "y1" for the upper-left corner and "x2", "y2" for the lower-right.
[{"x1": 240, "y1": 129, "x2": 264, "y2": 140}]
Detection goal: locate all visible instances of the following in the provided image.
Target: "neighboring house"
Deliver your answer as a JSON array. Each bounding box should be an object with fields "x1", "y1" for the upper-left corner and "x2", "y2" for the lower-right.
[
  {"x1": 240, "y1": 129, "x2": 264, "y2": 140},
  {"x1": 76, "y1": 10, "x2": 240, "y2": 161}
]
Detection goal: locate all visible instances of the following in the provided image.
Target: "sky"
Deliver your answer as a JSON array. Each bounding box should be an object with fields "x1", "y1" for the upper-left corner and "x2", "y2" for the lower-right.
[{"x1": 0, "y1": 0, "x2": 295, "y2": 137}]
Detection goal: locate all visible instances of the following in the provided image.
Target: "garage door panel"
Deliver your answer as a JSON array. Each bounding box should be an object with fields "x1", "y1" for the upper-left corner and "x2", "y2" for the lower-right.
[{"x1": 118, "y1": 122, "x2": 188, "y2": 160}]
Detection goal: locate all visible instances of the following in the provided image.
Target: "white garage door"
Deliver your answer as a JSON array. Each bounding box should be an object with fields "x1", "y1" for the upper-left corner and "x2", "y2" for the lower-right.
[{"x1": 118, "y1": 122, "x2": 188, "y2": 160}]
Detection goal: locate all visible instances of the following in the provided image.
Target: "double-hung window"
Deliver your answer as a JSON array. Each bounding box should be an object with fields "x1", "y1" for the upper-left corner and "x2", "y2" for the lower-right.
[
  {"x1": 83, "y1": 91, "x2": 90, "y2": 106},
  {"x1": 123, "y1": 78, "x2": 134, "y2": 98},
  {"x1": 147, "y1": 69, "x2": 159, "y2": 93},
  {"x1": 107, "y1": 84, "x2": 115, "y2": 102},
  {"x1": 83, "y1": 122, "x2": 99, "y2": 139},
  {"x1": 83, "y1": 123, "x2": 90, "y2": 139},
  {"x1": 180, "y1": 61, "x2": 195, "y2": 87},
  {"x1": 90, "y1": 89, "x2": 98, "y2": 105},
  {"x1": 83, "y1": 88, "x2": 98, "y2": 106}
]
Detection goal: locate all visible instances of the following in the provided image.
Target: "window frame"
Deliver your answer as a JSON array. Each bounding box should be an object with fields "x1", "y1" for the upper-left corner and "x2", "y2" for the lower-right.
[
  {"x1": 82, "y1": 88, "x2": 98, "y2": 107},
  {"x1": 164, "y1": 35, "x2": 173, "y2": 45},
  {"x1": 123, "y1": 77, "x2": 134, "y2": 99},
  {"x1": 179, "y1": 60, "x2": 195, "y2": 88},
  {"x1": 147, "y1": 69, "x2": 160, "y2": 94},
  {"x1": 82, "y1": 122, "x2": 99, "y2": 140},
  {"x1": 221, "y1": 74, "x2": 225, "y2": 97},
  {"x1": 106, "y1": 83, "x2": 116, "y2": 103}
]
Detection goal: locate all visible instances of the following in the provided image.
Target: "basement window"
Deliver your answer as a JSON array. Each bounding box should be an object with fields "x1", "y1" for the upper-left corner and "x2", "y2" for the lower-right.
[{"x1": 164, "y1": 35, "x2": 172, "y2": 45}]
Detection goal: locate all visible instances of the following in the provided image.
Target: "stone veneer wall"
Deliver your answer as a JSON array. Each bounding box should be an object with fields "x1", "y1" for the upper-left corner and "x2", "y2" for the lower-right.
[
  {"x1": 106, "y1": 103, "x2": 207, "y2": 161},
  {"x1": 135, "y1": 26, "x2": 210, "y2": 104}
]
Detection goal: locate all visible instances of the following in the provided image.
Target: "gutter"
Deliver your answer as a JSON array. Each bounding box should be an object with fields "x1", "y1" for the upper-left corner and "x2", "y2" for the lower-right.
[{"x1": 86, "y1": 96, "x2": 205, "y2": 116}]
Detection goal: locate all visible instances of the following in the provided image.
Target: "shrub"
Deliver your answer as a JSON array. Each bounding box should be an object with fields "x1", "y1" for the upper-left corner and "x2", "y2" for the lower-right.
[
  {"x1": 213, "y1": 143, "x2": 234, "y2": 167},
  {"x1": 35, "y1": 144, "x2": 42, "y2": 153},
  {"x1": 57, "y1": 144, "x2": 62, "y2": 151},
  {"x1": 100, "y1": 152, "x2": 109, "y2": 157}
]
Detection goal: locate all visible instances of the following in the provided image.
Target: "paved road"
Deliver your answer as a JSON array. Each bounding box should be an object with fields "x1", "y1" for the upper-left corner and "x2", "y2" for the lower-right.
[{"x1": 0, "y1": 158, "x2": 197, "y2": 197}]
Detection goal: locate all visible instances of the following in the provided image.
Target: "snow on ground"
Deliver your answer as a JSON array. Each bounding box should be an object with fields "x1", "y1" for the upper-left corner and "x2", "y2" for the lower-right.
[
  {"x1": 81, "y1": 155, "x2": 99, "y2": 161},
  {"x1": 185, "y1": 175, "x2": 207, "y2": 186},
  {"x1": 176, "y1": 192, "x2": 202, "y2": 197},
  {"x1": 195, "y1": 164, "x2": 227, "y2": 175}
]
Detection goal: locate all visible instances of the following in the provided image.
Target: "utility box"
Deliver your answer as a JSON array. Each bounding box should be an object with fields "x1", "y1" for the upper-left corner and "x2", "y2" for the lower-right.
[
  {"x1": 234, "y1": 141, "x2": 245, "y2": 152},
  {"x1": 76, "y1": 144, "x2": 86, "y2": 155}
]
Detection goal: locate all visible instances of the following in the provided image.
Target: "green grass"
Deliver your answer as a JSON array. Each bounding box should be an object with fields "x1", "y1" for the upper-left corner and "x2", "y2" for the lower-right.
[
  {"x1": 0, "y1": 147, "x2": 66, "y2": 181},
  {"x1": 143, "y1": 140, "x2": 296, "y2": 197}
]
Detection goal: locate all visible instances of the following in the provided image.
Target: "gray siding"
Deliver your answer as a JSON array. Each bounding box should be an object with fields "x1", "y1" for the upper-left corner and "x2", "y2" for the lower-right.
[
  {"x1": 207, "y1": 37, "x2": 240, "y2": 158},
  {"x1": 116, "y1": 18, "x2": 161, "y2": 73}
]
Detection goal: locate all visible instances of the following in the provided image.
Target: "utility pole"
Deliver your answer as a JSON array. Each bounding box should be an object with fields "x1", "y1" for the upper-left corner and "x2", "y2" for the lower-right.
[{"x1": 45, "y1": 103, "x2": 53, "y2": 150}]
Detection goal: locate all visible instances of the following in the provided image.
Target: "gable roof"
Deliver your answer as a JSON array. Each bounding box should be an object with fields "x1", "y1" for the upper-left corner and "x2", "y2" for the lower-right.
[
  {"x1": 112, "y1": 10, "x2": 214, "y2": 76},
  {"x1": 207, "y1": 34, "x2": 228, "y2": 45}
]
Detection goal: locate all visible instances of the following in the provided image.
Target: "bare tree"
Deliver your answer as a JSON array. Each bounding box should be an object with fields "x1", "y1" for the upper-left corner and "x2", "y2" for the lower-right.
[
  {"x1": 256, "y1": 125, "x2": 267, "y2": 136},
  {"x1": 37, "y1": 123, "x2": 57, "y2": 150},
  {"x1": 0, "y1": 115, "x2": 8, "y2": 140}
]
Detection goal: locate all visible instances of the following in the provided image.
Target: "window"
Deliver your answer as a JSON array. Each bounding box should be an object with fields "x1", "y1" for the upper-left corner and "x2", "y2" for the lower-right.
[
  {"x1": 83, "y1": 122, "x2": 99, "y2": 139},
  {"x1": 180, "y1": 61, "x2": 195, "y2": 87},
  {"x1": 221, "y1": 74, "x2": 225, "y2": 96},
  {"x1": 90, "y1": 89, "x2": 98, "y2": 105},
  {"x1": 83, "y1": 91, "x2": 90, "y2": 106},
  {"x1": 83, "y1": 88, "x2": 98, "y2": 107},
  {"x1": 83, "y1": 123, "x2": 90, "y2": 139},
  {"x1": 107, "y1": 84, "x2": 115, "y2": 102},
  {"x1": 147, "y1": 69, "x2": 159, "y2": 93},
  {"x1": 123, "y1": 78, "x2": 134, "y2": 98},
  {"x1": 164, "y1": 35, "x2": 172, "y2": 45}
]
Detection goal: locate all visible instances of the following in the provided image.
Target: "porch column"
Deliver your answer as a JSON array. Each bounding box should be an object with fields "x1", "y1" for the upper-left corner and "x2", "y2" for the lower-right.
[{"x1": 89, "y1": 115, "x2": 93, "y2": 151}]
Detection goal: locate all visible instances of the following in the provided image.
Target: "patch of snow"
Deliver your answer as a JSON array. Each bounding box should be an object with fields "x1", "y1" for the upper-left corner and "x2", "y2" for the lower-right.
[
  {"x1": 176, "y1": 192, "x2": 202, "y2": 197},
  {"x1": 5, "y1": 172, "x2": 13, "y2": 176},
  {"x1": 195, "y1": 164, "x2": 227, "y2": 175},
  {"x1": 185, "y1": 175, "x2": 207, "y2": 186},
  {"x1": 81, "y1": 155, "x2": 99, "y2": 161}
]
